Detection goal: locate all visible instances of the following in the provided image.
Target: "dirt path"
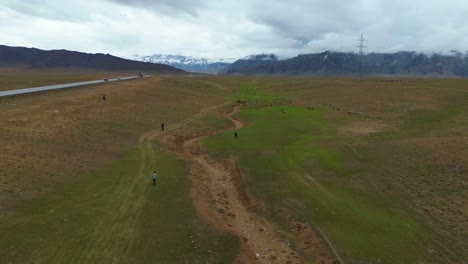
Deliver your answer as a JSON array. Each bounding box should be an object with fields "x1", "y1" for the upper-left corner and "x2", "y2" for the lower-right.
[
  {"x1": 204, "y1": 81, "x2": 232, "y2": 91},
  {"x1": 85, "y1": 102, "x2": 230, "y2": 262},
  {"x1": 88, "y1": 99, "x2": 335, "y2": 263},
  {"x1": 180, "y1": 105, "x2": 304, "y2": 263}
]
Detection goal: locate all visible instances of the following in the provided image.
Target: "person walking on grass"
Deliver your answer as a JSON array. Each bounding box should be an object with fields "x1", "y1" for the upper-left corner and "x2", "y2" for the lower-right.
[
  {"x1": 152, "y1": 171, "x2": 158, "y2": 186},
  {"x1": 161, "y1": 123, "x2": 165, "y2": 131}
]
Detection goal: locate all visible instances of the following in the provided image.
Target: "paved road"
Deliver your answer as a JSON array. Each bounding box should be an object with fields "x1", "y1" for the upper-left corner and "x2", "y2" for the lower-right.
[{"x1": 0, "y1": 76, "x2": 142, "y2": 97}]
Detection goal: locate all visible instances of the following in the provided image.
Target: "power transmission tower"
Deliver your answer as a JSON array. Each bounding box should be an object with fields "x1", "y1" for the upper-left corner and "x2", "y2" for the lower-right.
[{"x1": 356, "y1": 34, "x2": 367, "y2": 81}]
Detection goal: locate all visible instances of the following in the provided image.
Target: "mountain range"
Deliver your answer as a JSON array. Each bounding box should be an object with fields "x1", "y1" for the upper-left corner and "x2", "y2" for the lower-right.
[
  {"x1": 223, "y1": 51, "x2": 468, "y2": 77},
  {"x1": 127, "y1": 54, "x2": 235, "y2": 74},
  {"x1": 0, "y1": 45, "x2": 183, "y2": 73},
  {"x1": 2, "y1": 44, "x2": 468, "y2": 77}
]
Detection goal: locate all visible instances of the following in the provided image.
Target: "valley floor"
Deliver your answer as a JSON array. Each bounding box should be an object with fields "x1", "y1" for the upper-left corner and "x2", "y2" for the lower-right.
[{"x1": 0, "y1": 74, "x2": 466, "y2": 263}]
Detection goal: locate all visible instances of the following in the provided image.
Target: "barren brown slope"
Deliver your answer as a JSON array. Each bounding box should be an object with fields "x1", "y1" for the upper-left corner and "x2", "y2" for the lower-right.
[
  {"x1": 0, "y1": 75, "x2": 229, "y2": 217},
  {"x1": 0, "y1": 45, "x2": 184, "y2": 73}
]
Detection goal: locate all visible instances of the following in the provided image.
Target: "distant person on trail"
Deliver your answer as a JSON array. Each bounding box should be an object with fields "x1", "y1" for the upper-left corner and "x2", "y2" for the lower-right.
[
  {"x1": 234, "y1": 131, "x2": 238, "y2": 138},
  {"x1": 152, "y1": 171, "x2": 158, "y2": 186},
  {"x1": 161, "y1": 123, "x2": 165, "y2": 131},
  {"x1": 102, "y1": 95, "x2": 106, "y2": 100}
]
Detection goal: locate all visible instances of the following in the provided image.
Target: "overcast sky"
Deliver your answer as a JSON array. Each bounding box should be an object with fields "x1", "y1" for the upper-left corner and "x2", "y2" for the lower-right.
[{"x1": 2, "y1": 0, "x2": 468, "y2": 59}]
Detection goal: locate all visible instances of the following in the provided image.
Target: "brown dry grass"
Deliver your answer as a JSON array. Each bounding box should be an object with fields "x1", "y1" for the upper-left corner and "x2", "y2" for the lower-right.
[
  {"x1": 0, "y1": 74, "x2": 231, "y2": 216},
  {"x1": 0, "y1": 67, "x2": 149, "y2": 91}
]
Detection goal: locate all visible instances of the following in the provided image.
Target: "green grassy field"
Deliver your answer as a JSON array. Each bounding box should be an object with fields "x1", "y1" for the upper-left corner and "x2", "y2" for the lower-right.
[
  {"x1": 204, "y1": 80, "x2": 467, "y2": 263},
  {"x1": 0, "y1": 148, "x2": 238, "y2": 263},
  {"x1": 205, "y1": 106, "x2": 429, "y2": 263}
]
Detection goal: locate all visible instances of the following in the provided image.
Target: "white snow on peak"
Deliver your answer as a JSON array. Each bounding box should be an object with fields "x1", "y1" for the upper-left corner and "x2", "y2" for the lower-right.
[{"x1": 125, "y1": 54, "x2": 237, "y2": 65}]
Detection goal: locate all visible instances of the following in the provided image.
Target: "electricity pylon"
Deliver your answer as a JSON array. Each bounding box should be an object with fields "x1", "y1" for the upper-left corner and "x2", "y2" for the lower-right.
[{"x1": 356, "y1": 34, "x2": 367, "y2": 81}]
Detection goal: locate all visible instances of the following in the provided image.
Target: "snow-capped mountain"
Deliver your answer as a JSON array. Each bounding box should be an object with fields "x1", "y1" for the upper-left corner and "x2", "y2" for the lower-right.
[{"x1": 126, "y1": 54, "x2": 236, "y2": 74}]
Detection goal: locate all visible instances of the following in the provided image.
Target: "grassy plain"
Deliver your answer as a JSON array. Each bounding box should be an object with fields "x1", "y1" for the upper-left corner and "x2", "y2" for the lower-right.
[
  {"x1": 205, "y1": 78, "x2": 467, "y2": 263},
  {"x1": 0, "y1": 73, "x2": 240, "y2": 262},
  {"x1": 0, "y1": 72, "x2": 466, "y2": 263}
]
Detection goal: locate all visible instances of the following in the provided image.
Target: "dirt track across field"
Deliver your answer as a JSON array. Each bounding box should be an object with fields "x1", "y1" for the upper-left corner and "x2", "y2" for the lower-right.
[
  {"x1": 186, "y1": 105, "x2": 299, "y2": 263},
  {"x1": 181, "y1": 105, "x2": 301, "y2": 263},
  {"x1": 121, "y1": 100, "x2": 305, "y2": 262},
  {"x1": 152, "y1": 102, "x2": 338, "y2": 263},
  {"x1": 85, "y1": 101, "x2": 232, "y2": 261}
]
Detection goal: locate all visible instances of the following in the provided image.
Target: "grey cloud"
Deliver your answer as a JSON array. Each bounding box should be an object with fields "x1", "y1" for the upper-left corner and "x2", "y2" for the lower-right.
[
  {"x1": 2, "y1": 0, "x2": 98, "y2": 22},
  {"x1": 248, "y1": 0, "x2": 366, "y2": 44},
  {"x1": 108, "y1": 0, "x2": 207, "y2": 16}
]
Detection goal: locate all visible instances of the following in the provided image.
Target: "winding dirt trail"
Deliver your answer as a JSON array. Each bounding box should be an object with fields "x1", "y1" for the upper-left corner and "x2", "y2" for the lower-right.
[
  {"x1": 180, "y1": 105, "x2": 304, "y2": 263},
  {"x1": 203, "y1": 81, "x2": 232, "y2": 91},
  {"x1": 85, "y1": 102, "x2": 230, "y2": 261},
  {"x1": 88, "y1": 98, "x2": 335, "y2": 263}
]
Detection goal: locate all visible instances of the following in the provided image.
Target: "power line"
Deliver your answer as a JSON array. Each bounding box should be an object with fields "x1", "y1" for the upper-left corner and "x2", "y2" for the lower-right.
[{"x1": 356, "y1": 33, "x2": 367, "y2": 80}]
